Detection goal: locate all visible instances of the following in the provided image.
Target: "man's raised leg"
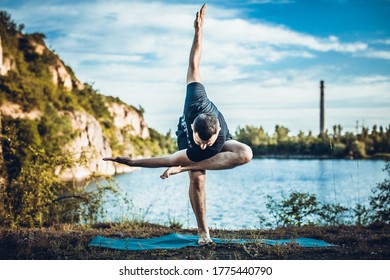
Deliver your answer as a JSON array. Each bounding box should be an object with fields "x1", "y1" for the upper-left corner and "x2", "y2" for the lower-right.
[
  {"x1": 188, "y1": 170, "x2": 212, "y2": 245},
  {"x1": 186, "y1": 3, "x2": 206, "y2": 85}
]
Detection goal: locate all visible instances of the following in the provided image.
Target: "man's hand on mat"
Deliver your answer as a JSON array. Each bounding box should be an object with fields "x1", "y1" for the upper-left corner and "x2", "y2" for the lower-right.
[
  {"x1": 103, "y1": 156, "x2": 133, "y2": 166},
  {"x1": 194, "y1": 3, "x2": 206, "y2": 30},
  {"x1": 160, "y1": 166, "x2": 183, "y2": 179}
]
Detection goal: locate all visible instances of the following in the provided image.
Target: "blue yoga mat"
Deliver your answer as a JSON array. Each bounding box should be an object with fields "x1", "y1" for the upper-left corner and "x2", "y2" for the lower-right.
[{"x1": 89, "y1": 233, "x2": 334, "y2": 251}]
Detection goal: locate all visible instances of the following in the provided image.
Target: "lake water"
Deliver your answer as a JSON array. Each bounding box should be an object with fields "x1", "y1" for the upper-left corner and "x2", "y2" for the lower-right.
[{"x1": 89, "y1": 159, "x2": 387, "y2": 230}]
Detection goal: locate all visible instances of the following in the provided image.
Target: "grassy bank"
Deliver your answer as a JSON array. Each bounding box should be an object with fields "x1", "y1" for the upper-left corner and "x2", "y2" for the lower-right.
[{"x1": 0, "y1": 222, "x2": 389, "y2": 260}]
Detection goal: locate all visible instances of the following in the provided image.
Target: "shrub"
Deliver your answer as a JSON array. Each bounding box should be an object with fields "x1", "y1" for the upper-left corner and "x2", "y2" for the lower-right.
[
  {"x1": 369, "y1": 162, "x2": 390, "y2": 223},
  {"x1": 265, "y1": 192, "x2": 319, "y2": 227},
  {"x1": 264, "y1": 191, "x2": 349, "y2": 227}
]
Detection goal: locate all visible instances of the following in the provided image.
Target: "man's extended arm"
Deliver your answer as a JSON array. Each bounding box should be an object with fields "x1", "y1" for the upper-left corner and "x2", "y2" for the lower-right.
[
  {"x1": 103, "y1": 140, "x2": 253, "y2": 179},
  {"x1": 103, "y1": 149, "x2": 192, "y2": 169}
]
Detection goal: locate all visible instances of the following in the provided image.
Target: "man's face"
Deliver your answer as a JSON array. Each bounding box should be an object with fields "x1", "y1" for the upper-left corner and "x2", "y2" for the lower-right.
[{"x1": 191, "y1": 124, "x2": 220, "y2": 150}]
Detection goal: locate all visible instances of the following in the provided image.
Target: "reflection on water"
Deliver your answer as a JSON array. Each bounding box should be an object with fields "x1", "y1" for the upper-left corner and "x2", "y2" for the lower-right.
[{"x1": 88, "y1": 159, "x2": 387, "y2": 229}]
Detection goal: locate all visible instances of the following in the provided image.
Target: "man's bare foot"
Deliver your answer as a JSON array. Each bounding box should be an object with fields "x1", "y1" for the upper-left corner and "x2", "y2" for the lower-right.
[
  {"x1": 102, "y1": 156, "x2": 133, "y2": 165},
  {"x1": 160, "y1": 166, "x2": 182, "y2": 179},
  {"x1": 198, "y1": 231, "x2": 213, "y2": 246},
  {"x1": 194, "y1": 3, "x2": 206, "y2": 30}
]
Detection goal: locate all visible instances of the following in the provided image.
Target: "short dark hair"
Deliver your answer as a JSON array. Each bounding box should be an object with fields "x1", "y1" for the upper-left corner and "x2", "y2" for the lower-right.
[{"x1": 193, "y1": 113, "x2": 219, "y2": 141}]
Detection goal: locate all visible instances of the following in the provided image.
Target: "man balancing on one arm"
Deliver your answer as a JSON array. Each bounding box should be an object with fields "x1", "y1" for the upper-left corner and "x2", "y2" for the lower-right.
[{"x1": 103, "y1": 4, "x2": 252, "y2": 245}]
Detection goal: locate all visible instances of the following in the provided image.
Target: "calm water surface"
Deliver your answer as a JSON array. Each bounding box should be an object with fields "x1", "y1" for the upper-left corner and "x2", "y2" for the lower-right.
[{"x1": 89, "y1": 159, "x2": 387, "y2": 229}]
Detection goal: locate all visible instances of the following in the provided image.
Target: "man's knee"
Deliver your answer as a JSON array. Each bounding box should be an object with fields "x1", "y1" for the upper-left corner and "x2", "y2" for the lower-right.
[
  {"x1": 222, "y1": 140, "x2": 253, "y2": 166},
  {"x1": 238, "y1": 144, "x2": 253, "y2": 165},
  {"x1": 189, "y1": 171, "x2": 206, "y2": 189}
]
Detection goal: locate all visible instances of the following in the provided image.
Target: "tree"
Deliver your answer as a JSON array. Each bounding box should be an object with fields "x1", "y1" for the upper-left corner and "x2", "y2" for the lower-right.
[
  {"x1": 0, "y1": 11, "x2": 18, "y2": 36},
  {"x1": 274, "y1": 125, "x2": 289, "y2": 143}
]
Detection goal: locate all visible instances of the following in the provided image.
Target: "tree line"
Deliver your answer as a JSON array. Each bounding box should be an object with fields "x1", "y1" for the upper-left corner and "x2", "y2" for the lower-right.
[{"x1": 234, "y1": 124, "x2": 390, "y2": 159}]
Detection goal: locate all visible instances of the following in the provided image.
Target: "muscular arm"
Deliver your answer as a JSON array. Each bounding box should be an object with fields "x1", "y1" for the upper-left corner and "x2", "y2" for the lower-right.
[
  {"x1": 103, "y1": 149, "x2": 192, "y2": 168},
  {"x1": 103, "y1": 148, "x2": 235, "y2": 170}
]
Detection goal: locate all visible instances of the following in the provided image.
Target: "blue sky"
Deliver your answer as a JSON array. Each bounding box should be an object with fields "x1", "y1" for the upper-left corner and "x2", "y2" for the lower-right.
[{"x1": 2, "y1": 0, "x2": 389, "y2": 135}]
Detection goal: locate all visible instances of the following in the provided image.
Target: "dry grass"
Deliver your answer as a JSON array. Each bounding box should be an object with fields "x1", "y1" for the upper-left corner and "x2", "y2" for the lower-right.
[{"x1": 0, "y1": 222, "x2": 389, "y2": 260}]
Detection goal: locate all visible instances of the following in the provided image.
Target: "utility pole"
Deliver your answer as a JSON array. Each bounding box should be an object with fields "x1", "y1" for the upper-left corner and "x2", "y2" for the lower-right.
[
  {"x1": 356, "y1": 120, "x2": 359, "y2": 135},
  {"x1": 320, "y1": 80, "x2": 325, "y2": 136}
]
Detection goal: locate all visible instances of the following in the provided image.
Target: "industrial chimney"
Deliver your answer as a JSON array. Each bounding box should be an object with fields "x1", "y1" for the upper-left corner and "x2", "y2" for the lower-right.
[{"x1": 320, "y1": 80, "x2": 325, "y2": 136}]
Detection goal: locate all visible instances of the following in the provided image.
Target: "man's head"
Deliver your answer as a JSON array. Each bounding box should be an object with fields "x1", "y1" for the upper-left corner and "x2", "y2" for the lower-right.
[{"x1": 191, "y1": 113, "x2": 221, "y2": 150}]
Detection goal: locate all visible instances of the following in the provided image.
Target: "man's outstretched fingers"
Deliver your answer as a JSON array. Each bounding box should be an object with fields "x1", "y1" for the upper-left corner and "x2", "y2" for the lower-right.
[
  {"x1": 194, "y1": 4, "x2": 206, "y2": 29},
  {"x1": 102, "y1": 156, "x2": 132, "y2": 165},
  {"x1": 102, "y1": 157, "x2": 114, "y2": 161},
  {"x1": 200, "y1": 3, "x2": 206, "y2": 18}
]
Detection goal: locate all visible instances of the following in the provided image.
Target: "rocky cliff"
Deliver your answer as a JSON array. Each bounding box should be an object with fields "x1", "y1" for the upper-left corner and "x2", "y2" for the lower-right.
[
  {"x1": 0, "y1": 23, "x2": 156, "y2": 182},
  {"x1": 0, "y1": 35, "x2": 15, "y2": 75},
  {"x1": 57, "y1": 108, "x2": 148, "y2": 181}
]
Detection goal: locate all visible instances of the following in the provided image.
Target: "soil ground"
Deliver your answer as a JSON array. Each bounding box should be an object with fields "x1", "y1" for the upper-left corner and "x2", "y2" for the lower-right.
[{"x1": 0, "y1": 222, "x2": 389, "y2": 260}]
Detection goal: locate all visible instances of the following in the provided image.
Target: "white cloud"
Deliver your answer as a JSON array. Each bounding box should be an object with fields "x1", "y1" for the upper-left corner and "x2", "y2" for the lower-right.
[
  {"x1": 361, "y1": 50, "x2": 390, "y2": 60},
  {"x1": 372, "y1": 38, "x2": 390, "y2": 45},
  {"x1": 205, "y1": 17, "x2": 367, "y2": 54},
  {"x1": 352, "y1": 75, "x2": 390, "y2": 84}
]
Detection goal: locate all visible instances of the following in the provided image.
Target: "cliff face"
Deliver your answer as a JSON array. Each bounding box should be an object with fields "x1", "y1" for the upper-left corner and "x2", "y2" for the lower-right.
[
  {"x1": 107, "y1": 102, "x2": 149, "y2": 139},
  {"x1": 0, "y1": 36, "x2": 15, "y2": 75},
  {"x1": 48, "y1": 58, "x2": 84, "y2": 91},
  {"x1": 58, "y1": 110, "x2": 114, "y2": 181},
  {"x1": 0, "y1": 101, "x2": 149, "y2": 181},
  {"x1": 57, "y1": 104, "x2": 150, "y2": 181},
  {"x1": 0, "y1": 30, "x2": 152, "y2": 181}
]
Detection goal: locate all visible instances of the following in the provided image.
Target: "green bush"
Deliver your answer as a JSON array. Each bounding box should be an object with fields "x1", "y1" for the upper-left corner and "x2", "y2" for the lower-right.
[
  {"x1": 369, "y1": 162, "x2": 390, "y2": 223},
  {"x1": 1, "y1": 118, "x2": 41, "y2": 181},
  {"x1": 265, "y1": 192, "x2": 319, "y2": 227},
  {"x1": 263, "y1": 191, "x2": 349, "y2": 227},
  {"x1": 38, "y1": 103, "x2": 74, "y2": 155},
  {"x1": 49, "y1": 178, "x2": 132, "y2": 225},
  {"x1": 0, "y1": 123, "x2": 72, "y2": 227}
]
